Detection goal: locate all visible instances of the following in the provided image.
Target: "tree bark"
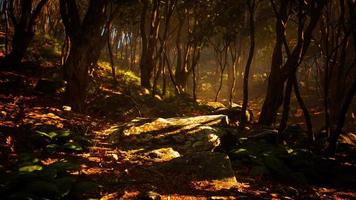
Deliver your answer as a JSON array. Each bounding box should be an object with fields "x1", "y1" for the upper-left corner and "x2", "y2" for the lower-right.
[
  {"x1": 292, "y1": 75, "x2": 314, "y2": 144},
  {"x1": 240, "y1": 0, "x2": 256, "y2": 128},
  {"x1": 259, "y1": 0, "x2": 288, "y2": 126},
  {"x1": 259, "y1": 0, "x2": 325, "y2": 126},
  {"x1": 1, "y1": 0, "x2": 48, "y2": 67},
  {"x1": 327, "y1": 80, "x2": 356, "y2": 154},
  {"x1": 60, "y1": 0, "x2": 109, "y2": 111},
  {"x1": 140, "y1": 0, "x2": 161, "y2": 89}
]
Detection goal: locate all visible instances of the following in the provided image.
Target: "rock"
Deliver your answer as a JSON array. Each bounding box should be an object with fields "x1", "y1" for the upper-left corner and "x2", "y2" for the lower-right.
[
  {"x1": 154, "y1": 95, "x2": 162, "y2": 101},
  {"x1": 137, "y1": 191, "x2": 161, "y2": 200},
  {"x1": 145, "y1": 147, "x2": 181, "y2": 162},
  {"x1": 112, "y1": 115, "x2": 231, "y2": 155},
  {"x1": 139, "y1": 134, "x2": 154, "y2": 143},
  {"x1": 124, "y1": 115, "x2": 228, "y2": 135},
  {"x1": 172, "y1": 135, "x2": 185, "y2": 143},
  {"x1": 213, "y1": 106, "x2": 253, "y2": 125},
  {"x1": 338, "y1": 132, "x2": 356, "y2": 147},
  {"x1": 191, "y1": 133, "x2": 220, "y2": 152},
  {"x1": 165, "y1": 115, "x2": 229, "y2": 127},
  {"x1": 218, "y1": 131, "x2": 238, "y2": 153},
  {"x1": 62, "y1": 106, "x2": 71, "y2": 111},
  {"x1": 149, "y1": 152, "x2": 237, "y2": 190},
  {"x1": 205, "y1": 102, "x2": 226, "y2": 110},
  {"x1": 249, "y1": 129, "x2": 278, "y2": 143},
  {"x1": 139, "y1": 88, "x2": 151, "y2": 96},
  {"x1": 118, "y1": 115, "x2": 228, "y2": 141}
]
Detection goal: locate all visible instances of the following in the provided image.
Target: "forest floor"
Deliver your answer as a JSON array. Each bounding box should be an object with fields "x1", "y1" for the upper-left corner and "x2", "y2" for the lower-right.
[{"x1": 0, "y1": 65, "x2": 356, "y2": 200}]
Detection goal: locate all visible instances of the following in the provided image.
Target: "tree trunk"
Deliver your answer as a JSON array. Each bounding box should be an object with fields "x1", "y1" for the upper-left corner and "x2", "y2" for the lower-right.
[
  {"x1": 278, "y1": 77, "x2": 293, "y2": 136},
  {"x1": 60, "y1": 0, "x2": 109, "y2": 111},
  {"x1": 63, "y1": 44, "x2": 91, "y2": 112},
  {"x1": 259, "y1": 0, "x2": 325, "y2": 126},
  {"x1": 327, "y1": 80, "x2": 356, "y2": 154},
  {"x1": 1, "y1": 0, "x2": 48, "y2": 67},
  {"x1": 259, "y1": 0, "x2": 287, "y2": 126},
  {"x1": 293, "y1": 75, "x2": 314, "y2": 144},
  {"x1": 107, "y1": 25, "x2": 116, "y2": 83},
  {"x1": 139, "y1": 0, "x2": 160, "y2": 89},
  {"x1": 259, "y1": 70, "x2": 284, "y2": 126},
  {"x1": 2, "y1": 27, "x2": 33, "y2": 67},
  {"x1": 240, "y1": 0, "x2": 256, "y2": 128}
]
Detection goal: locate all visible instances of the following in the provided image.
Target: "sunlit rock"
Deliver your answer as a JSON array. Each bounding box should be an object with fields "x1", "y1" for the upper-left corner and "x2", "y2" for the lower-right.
[
  {"x1": 205, "y1": 101, "x2": 226, "y2": 110},
  {"x1": 62, "y1": 106, "x2": 71, "y2": 111},
  {"x1": 145, "y1": 147, "x2": 181, "y2": 162}
]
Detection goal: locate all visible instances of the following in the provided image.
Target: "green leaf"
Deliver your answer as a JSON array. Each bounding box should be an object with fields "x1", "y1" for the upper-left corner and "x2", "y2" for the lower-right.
[
  {"x1": 62, "y1": 143, "x2": 83, "y2": 151},
  {"x1": 19, "y1": 165, "x2": 43, "y2": 173},
  {"x1": 46, "y1": 144, "x2": 60, "y2": 153},
  {"x1": 49, "y1": 161, "x2": 80, "y2": 173},
  {"x1": 36, "y1": 131, "x2": 58, "y2": 140},
  {"x1": 234, "y1": 148, "x2": 247, "y2": 154},
  {"x1": 57, "y1": 130, "x2": 71, "y2": 138}
]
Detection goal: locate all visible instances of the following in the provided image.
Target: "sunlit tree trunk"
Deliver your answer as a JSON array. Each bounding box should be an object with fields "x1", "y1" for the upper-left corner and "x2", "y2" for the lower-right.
[{"x1": 107, "y1": 23, "x2": 116, "y2": 83}]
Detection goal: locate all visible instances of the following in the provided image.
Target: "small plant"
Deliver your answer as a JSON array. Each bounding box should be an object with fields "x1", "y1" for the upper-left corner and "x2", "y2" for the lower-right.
[
  {"x1": 0, "y1": 154, "x2": 97, "y2": 199},
  {"x1": 32, "y1": 129, "x2": 91, "y2": 154}
]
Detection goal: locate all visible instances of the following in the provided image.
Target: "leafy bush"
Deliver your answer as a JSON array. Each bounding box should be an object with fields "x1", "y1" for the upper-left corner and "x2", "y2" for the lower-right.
[
  {"x1": 230, "y1": 135, "x2": 328, "y2": 184},
  {"x1": 31, "y1": 129, "x2": 91, "y2": 154},
  {"x1": 0, "y1": 154, "x2": 97, "y2": 199}
]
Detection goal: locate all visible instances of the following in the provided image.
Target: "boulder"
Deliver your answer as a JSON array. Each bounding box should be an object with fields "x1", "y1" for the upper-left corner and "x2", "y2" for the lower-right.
[
  {"x1": 149, "y1": 152, "x2": 237, "y2": 190},
  {"x1": 136, "y1": 191, "x2": 161, "y2": 200},
  {"x1": 205, "y1": 101, "x2": 226, "y2": 110},
  {"x1": 145, "y1": 147, "x2": 181, "y2": 162},
  {"x1": 112, "y1": 115, "x2": 231, "y2": 155},
  {"x1": 212, "y1": 106, "x2": 253, "y2": 125}
]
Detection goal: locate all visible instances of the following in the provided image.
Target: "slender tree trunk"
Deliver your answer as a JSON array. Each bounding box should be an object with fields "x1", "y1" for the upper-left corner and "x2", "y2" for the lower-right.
[
  {"x1": 214, "y1": 48, "x2": 228, "y2": 102},
  {"x1": 4, "y1": 0, "x2": 9, "y2": 55},
  {"x1": 192, "y1": 62, "x2": 197, "y2": 101},
  {"x1": 108, "y1": 27, "x2": 116, "y2": 83},
  {"x1": 259, "y1": 0, "x2": 325, "y2": 126},
  {"x1": 278, "y1": 77, "x2": 293, "y2": 136},
  {"x1": 2, "y1": 27, "x2": 33, "y2": 67},
  {"x1": 240, "y1": 0, "x2": 256, "y2": 128},
  {"x1": 259, "y1": 0, "x2": 288, "y2": 126},
  {"x1": 292, "y1": 75, "x2": 314, "y2": 144},
  {"x1": 327, "y1": 80, "x2": 356, "y2": 154},
  {"x1": 228, "y1": 41, "x2": 240, "y2": 107}
]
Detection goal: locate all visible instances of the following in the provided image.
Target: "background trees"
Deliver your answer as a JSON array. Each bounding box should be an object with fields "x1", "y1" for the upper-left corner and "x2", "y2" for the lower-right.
[
  {"x1": 0, "y1": 0, "x2": 354, "y2": 153},
  {"x1": 1, "y1": 0, "x2": 48, "y2": 67}
]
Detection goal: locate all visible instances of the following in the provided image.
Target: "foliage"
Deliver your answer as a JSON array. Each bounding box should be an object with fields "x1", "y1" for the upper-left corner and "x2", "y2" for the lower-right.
[
  {"x1": 0, "y1": 154, "x2": 97, "y2": 200},
  {"x1": 230, "y1": 133, "x2": 334, "y2": 184},
  {"x1": 97, "y1": 61, "x2": 140, "y2": 86},
  {"x1": 31, "y1": 129, "x2": 91, "y2": 154}
]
